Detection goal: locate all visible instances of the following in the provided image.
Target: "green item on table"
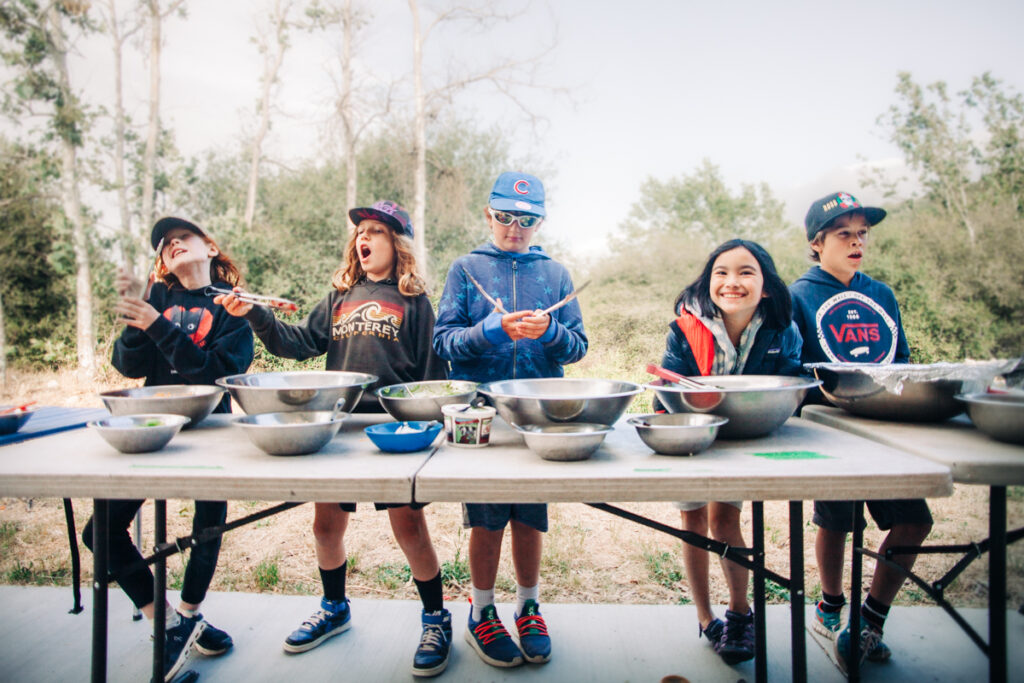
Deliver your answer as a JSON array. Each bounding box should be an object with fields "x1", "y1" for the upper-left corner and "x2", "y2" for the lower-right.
[
  {"x1": 751, "y1": 450, "x2": 831, "y2": 460},
  {"x1": 144, "y1": 419, "x2": 162, "y2": 427}
]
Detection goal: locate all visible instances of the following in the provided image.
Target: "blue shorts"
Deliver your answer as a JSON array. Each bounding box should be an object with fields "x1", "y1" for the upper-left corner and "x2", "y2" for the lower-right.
[
  {"x1": 337, "y1": 502, "x2": 428, "y2": 512},
  {"x1": 813, "y1": 499, "x2": 932, "y2": 533},
  {"x1": 462, "y1": 503, "x2": 548, "y2": 533}
]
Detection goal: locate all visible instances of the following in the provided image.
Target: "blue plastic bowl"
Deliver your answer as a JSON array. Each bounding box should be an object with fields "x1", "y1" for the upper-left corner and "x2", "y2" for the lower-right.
[{"x1": 364, "y1": 421, "x2": 443, "y2": 453}]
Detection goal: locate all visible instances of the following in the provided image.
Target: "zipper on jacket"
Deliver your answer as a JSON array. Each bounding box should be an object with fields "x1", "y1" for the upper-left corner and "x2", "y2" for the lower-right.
[{"x1": 511, "y1": 260, "x2": 518, "y2": 378}]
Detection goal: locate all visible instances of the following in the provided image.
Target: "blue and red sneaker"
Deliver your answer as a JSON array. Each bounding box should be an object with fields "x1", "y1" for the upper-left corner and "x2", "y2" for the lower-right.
[
  {"x1": 464, "y1": 604, "x2": 523, "y2": 668},
  {"x1": 514, "y1": 599, "x2": 551, "y2": 663}
]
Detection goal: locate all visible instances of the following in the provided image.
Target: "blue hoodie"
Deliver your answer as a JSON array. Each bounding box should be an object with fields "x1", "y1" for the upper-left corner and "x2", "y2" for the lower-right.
[
  {"x1": 433, "y1": 243, "x2": 588, "y2": 381},
  {"x1": 789, "y1": 266, "x2": 910, "y2": 365}
]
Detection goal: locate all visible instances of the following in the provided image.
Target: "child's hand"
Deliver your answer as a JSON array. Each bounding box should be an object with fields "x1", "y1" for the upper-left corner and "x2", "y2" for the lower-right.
[
  {"x1": 114, "y1": 268, "x2": 141, "y2": 298},
  {"x1": 114, "y1": 297, "x2": 159, "y2": 330},
  {"x1": 214, "y1": 287, "x2": 254, "y2": 317},
  {"x1": 518, "y1": 310, "x2": 551, "y2": 340},
  {"x1": 500, "y1": 310, "x2": 532, "y2": 341}
]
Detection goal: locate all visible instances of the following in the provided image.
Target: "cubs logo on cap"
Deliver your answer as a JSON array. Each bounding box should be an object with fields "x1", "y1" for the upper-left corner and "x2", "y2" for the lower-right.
[
  {"x1": 489, "y1": 171, "x2": 546, "y2": 217},
  {"x1": 804, "y1": 191, "x2": 886, "y2": 241}
]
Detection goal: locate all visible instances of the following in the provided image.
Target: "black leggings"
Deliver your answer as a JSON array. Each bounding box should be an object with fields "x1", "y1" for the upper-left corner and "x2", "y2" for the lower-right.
[{"x1": 83, "y1": 499, "x2": 227, "y2": 609}]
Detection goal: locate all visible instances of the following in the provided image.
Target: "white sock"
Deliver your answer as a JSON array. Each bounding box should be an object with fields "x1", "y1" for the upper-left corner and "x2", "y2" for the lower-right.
[
  {"x1": 164, "y1": 607, "x2": 181, "y2": 629},
  {"x1": 516, "y1": 583, "x2": 539, "y2": 615},
  {"x1": 471, "y1": 586, "x2": 495, "y2": 621},
  {"x1": 178, "y1": 606, "x2": 198, "y2": 618}
]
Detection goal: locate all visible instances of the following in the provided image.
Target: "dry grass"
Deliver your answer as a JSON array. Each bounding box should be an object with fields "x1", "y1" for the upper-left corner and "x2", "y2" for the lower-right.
[{"x1": 2, "y1": 369, "x2": 1021, "y2": 610}]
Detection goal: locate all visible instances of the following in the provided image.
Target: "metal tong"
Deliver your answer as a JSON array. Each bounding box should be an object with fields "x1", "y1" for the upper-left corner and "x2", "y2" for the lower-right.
[
  {"x1": 461, "y1": 266, "x2": 589, "y2": 317},
  {"x1": 645, "y1": 363, "x2": 720, "y2": 391},
  {"x1": 205, "y1": 286, "x2": 299, "y2": 312}
]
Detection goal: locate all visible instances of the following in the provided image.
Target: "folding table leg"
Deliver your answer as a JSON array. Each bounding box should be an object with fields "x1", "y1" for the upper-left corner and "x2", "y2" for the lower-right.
[
  {"x1": 132, "y1": 509, "x2": 143, "y2": 621},
  {"x1": 849, "y1": 501, "x2": 864, "y2": 683},
  {"x1": 989, "y1": 486, "x2": 1006, "y2": 683},
  {"x1": 751, "y1": 501, "x2": 767, "y2": 683},
  {"x1": 153, "y1": 500, "x2": 166, "y2": 683},
  {"x1": 789, "y1": 501, "x2": 806, "y2": 683},
  {"x1": 91, "y1": 499, "x2": 109, "y2": 683}
]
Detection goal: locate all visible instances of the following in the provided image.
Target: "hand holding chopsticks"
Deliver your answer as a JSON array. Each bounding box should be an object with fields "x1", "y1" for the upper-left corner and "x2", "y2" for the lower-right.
[
  {"x1": 209, "y1": 286, "x2": 299, "y2": 313},
  {"x1": 462, "y1": 266, "x2": 589, "y2": 340}
]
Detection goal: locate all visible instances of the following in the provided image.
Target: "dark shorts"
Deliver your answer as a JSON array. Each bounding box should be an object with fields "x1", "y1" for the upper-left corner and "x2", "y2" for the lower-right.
[
  {"x1": 336, "y1": 502, "x2": 428, "y2": 512},
  {"x1": 462, "y1": 503, "x2": 548, "y2": 533},
  {"x1": 813, "y1": 499, "x2": 933, "y2": 533}
]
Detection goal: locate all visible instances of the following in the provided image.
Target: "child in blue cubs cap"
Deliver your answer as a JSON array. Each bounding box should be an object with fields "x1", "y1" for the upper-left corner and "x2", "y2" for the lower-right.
[
  {"x1": 789, "y1": 191, "x2": 932, "y2": 675},
  {"x1": 433, "y1": 171, "x2": 589, "y2": 668}
]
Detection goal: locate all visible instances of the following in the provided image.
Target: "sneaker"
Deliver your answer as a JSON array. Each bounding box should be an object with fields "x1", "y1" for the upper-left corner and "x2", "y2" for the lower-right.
[
  {"x1": 163, "y1": 615, "x2": 204, "y2": 682},
  {"x1": 813, "y1": 601, "x2": 844, "y2": 640},
  {"x1": 514, "y1": 599, "x2": 551, "y2": 664},
  {"x1": 715, "y1": 608, "x2": 755, "y2": 665},
  {"x1": 283, "y1": 598, "x2": 351, "y2": 654},
  {"x1": 413, "y1": 609, "x2": 452, "y2": 678},
  {"x1": 464, "y1": 604, "x2": 524, "y2": 668},
  {"x1": 834, "y1": 624, "x2": 885, "y2": 676},
  {"x1": 192, "y1": 614, "x2": 233, "y2": 656},
  {"x1": 699, "y1": 617, "x2": 725, "y2": 645}
]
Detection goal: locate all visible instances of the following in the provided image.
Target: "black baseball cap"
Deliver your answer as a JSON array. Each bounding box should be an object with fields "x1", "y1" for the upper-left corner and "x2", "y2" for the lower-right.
[
  {"x1": 151, "y1": 216, "x2": 210, "y2": 249},
  {"x1": 348, "y1": 200, "x2": 414, "y2": 238},
  {"x1": 804, "y1": 192, "x2": 886, "y2": 241}
]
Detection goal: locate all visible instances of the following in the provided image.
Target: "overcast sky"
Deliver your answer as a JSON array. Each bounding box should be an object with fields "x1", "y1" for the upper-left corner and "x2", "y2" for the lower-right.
[{"x1": 58, "y1": 0, "x2": 1024, "y2": 255}]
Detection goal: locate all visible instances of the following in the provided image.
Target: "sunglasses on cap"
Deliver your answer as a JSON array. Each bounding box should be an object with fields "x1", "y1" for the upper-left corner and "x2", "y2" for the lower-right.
[{"x1": 488, "y1": 207, "x2": 542, "y2": 229}]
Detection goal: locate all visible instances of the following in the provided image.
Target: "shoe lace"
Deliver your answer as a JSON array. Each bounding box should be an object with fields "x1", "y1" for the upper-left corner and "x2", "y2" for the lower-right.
[
  {"x1": 723, "y1": 617, "x2": 753, "y2": 648},
  {"x1": 515, "y1": 611, "x2": 548, "y2": 637},
  {"x1": 301, "y1": 609, "x2": 332, "y2": 630},
  {"x1": 861, "y1": 627, "x2": 883, "y2": 654},
  {"x1": 473, "y1": 617, "x2": 512, "y2": 646},
  {"x1": 418, "y1": 623, "x2": 446, "y2": 650}
]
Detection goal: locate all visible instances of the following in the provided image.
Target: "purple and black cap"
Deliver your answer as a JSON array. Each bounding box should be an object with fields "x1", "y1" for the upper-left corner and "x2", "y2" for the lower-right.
[
  {"x1": 804, "y1": 191, "x2": 886, "y2": 241},
  {"x1": 151, "y1": 216, "x2": 210, "y2": 250},
  {"x1": 349, "y1": 200, "x2": 414, "y2": 238}
]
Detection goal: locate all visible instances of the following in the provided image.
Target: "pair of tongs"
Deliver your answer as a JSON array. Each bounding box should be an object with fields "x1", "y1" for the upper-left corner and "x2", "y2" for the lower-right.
[
  {"x1": 461, "y1": 266, "x2": 590, "y2": 316},
  {"x1": 205, "y1": 286, "x2": 299, "y2": 312},
  {"x1": 645, "y1": 364, "x2": 721, "y2": 391}
]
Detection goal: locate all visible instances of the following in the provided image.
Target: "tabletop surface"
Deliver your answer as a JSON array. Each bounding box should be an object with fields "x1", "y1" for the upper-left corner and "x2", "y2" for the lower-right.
[
  {"x1": 0, "y1": 413, "x2": 428, "y2": 503},
  {"x1": 414, "y1": 416, "x2": 953, "y2": 503},
  {"x1": 801, "y1": 405, "x2": 1024, "y2": 487}
]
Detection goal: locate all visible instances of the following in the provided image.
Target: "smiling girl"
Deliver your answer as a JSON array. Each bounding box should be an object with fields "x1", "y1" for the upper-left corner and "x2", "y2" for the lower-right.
[
  {"x1": 655, "y1": 238, "x2": 802, "y2": 666},
  {"x1": 216, "y1": 200, "x2": 453, "y2": 677}
]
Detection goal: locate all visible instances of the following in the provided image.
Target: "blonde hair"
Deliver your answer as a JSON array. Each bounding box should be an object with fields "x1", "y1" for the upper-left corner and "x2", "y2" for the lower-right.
[
  {"x1": 331, "y1": 227, "x2": 427, "y2": 297},
  {"x1": 155, "y1": 235, "x2": 244, "y2": 289}
]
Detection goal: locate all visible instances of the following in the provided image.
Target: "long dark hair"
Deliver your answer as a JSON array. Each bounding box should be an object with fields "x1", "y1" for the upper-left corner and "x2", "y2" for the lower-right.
[{"x1": 673, "y1": 239, "x2": 792, "y2": 330}]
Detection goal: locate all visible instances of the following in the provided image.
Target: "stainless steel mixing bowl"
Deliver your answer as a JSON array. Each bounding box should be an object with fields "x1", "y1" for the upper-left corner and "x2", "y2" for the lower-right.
[
  {"x1": 476, "y1": 378, "x2": 642, "y2": 428},
  {"x1": 627, "y1": 413, "x2": 728, "y2": 455},
  {"x1": 232, "y1": 410, "x2": 348, "y2": 455},
  {"x1": 956, "y1": 393, "x2": 1024, "y2": 444},
  {"x1": 99, "y1": 385, "x2": 225, "y2": 427},
  {"x1": 515, "y1": 423, "x2": 613, "y2": 461},
  {"x1": 647, "y1": 375, "x2": 820, "y2": 439},
  {"x1": 89, "y1": 414, "x2": 190, "y2": 453},
  {"x1": 217, "y1": 371, "x2": 377, "y2": 414},
  {"x1": 375, "y1": 380, "x2": 478, "y2": 422},
  {"x1": 811, "y1": 365, "x2": 965, "y2": 422}
]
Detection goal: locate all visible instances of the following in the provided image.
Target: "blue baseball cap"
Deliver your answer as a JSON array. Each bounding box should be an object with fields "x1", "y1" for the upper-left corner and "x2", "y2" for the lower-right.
[
  {"x1": 804, "y1": 191, "x2": 886, "y2": 241},
  {"x1": 489, "y1": 171, "x2": 546, "y2": 217}
]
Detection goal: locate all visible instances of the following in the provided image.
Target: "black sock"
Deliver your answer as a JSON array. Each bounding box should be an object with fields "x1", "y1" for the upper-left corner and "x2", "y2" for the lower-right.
[
  {"x1": 861, "y1": 595, "x2": 889, "y2": 632},
  {"x1": 414, "y1": 571, "x2": 444, "y2": 613},
  {"x1": 820, "y1": 591, "x2": 846, "y2": 612},
  {"x1": 320, "y1": 561, "x2": 347, "y2": 603}
]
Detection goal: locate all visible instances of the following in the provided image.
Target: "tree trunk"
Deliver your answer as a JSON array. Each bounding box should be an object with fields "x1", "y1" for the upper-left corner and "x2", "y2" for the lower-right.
[
  {"x1": 408, "y1": 0, "x2": 427, "y2": 268},
  {"x1": 140, "y1": 0, "x2": 161, "y2": 274},
  {"x1": 0, "y1": 287, "x2": 6, "y2": 389},
  {"x1": 106, "y1": 0, "x2": 135, "y2": 272},
  {"x1": 48, "y1": 5, "x2": 95, "y2": 377},
  {"x1": 341, "y1": 0, "x2": 357, "y2": 218}
]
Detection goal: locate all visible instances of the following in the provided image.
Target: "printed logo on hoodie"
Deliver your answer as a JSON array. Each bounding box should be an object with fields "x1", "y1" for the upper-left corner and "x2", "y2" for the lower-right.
[
  {"x1": 331, "y1": 300, "x2": 404, "y2": 342},
  {"x1": 813, "y1": 291, "x2": 898, "y2": 363},
  {"x1": 163, "y1": 306, "x2": 214, "y2": 348}
]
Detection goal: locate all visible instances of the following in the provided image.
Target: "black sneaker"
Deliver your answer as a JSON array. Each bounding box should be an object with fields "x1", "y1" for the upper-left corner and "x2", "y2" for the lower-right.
[
  {"x1": 715, "y1": 608, "x2": 755, "y2": 665},
  {"x1": 283, "y1": 598, "x2": 352, "y2": 654},
  {"x1": 163, "y1": 615, "x2": 205, "y2": 682},
  {"x1": 193, "y1": 614, "x2": 233, "y2": 656},
  {"x1": 412, "y1": 609, "x2": 452, "y2": 677},
  {"x1": 699, "y1": 617, "x2": 725, "y2": 645}
]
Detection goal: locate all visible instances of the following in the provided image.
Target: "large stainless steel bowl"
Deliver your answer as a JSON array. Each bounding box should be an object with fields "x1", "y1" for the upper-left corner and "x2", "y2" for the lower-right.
[
  {"x1": 99, "y1": 385, "x2": 224, "y2": 428},
  {"x1": 0, "y1": 406, "x2": 35, "y2": 436},
  {"x1": 648, "y1": 375, "x2": 820, "y2": 439},
  {"x1": 515, "y1": 423, "x2": 613, "y2": 461},
  {"x1": 375, "y1": 380, "x2": 478, "y2": 422},
  {"x1": 811, "y1": 365, "x2": 965, "y2": 422},
  {"x1": 956, "y1": 393, "x2": 1024, "y2": 444},
  {"x1": 233, "y1": 410, "x2": 348, "y2": 455},
  {"x1": 217, "y1": 371, "x2": 377, "y2": 414},
  {"x1": 477, "y1": 378, "x2": 642, "y2": 427},
  {"x1": 627, "y1": 413, "x2": 728, "y2": 455},
  {"x1": 89, "y1": 414, "x2": 190, "y2": 453}
]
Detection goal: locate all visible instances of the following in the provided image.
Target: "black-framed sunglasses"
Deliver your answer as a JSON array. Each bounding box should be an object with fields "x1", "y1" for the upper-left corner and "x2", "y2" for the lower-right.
[{"x1": 488, "y1": 207, "x2": 542, "y2": 229}]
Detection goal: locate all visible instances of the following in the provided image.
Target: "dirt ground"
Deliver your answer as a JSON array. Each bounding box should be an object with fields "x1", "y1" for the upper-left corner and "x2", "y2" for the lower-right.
[{"x1": 2, "y1": 369, "x2": 1021, "y2": 612}]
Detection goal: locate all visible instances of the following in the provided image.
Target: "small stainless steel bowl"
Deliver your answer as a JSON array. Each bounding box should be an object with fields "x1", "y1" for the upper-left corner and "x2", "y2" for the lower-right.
[
  {"x1": 89, "y1": 414, "x2": 190, "y2": 453},
  {"x1": 812, "y1": 365, "x2": 965, "y2": 422},
  {"x1": 648, "y1": 375, "x2": 819, "y2": 439},
  {"x1": 0, "y1": 407, "x2": 36, "y2": 436},
  {"x1": 956, "y1": 393, "x2": 1024, "y2": 444},
  {"x1": 375, "y1": 380, "x2": 478, "y2": 422},
  {"x1": 99, "y1": 385, "x2": 225, "y2": 428},
  {"x1": 515, "y1": 423, "x2": 613, "y2": 461},
  {"x1": 217, "y1": 371, "x2": 377, "y2": 414},
  {"x1": 233, "y1": 411, "x2": 348, "y2": 456},
  {"x1": 628, "y1": 413, "x2": 728, "y2": 456},
  {"x1": 477, "y1": 378, "x2": 642, "y2": 428}
]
